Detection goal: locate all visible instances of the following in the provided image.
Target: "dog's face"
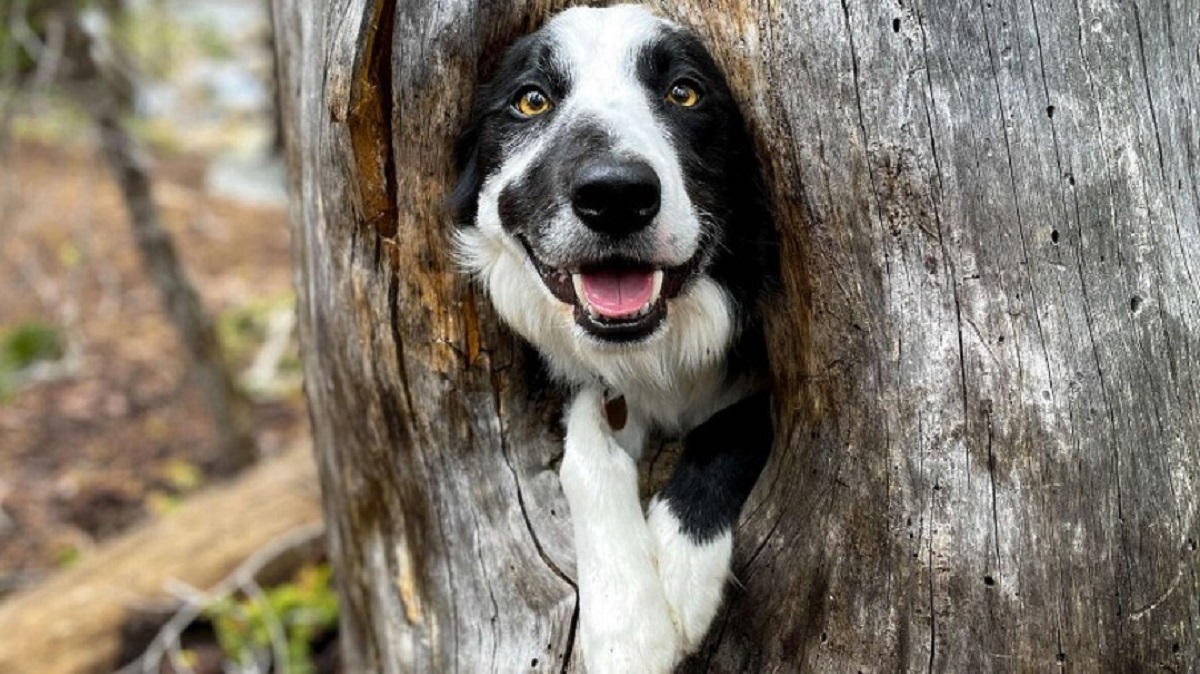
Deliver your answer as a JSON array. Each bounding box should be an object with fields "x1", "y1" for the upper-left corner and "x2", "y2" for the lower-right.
[{"x1": 454, "y1": 5, "x2": 770, "y2": 384}]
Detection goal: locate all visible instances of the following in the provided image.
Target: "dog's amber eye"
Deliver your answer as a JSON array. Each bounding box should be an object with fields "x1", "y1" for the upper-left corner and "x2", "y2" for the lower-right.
[
  {"x1": 666, "y1": 81, "x2": 700, "y2": 107},
  {"x1": 515, "y1": 88, "x2": 553, "y2": 117}
]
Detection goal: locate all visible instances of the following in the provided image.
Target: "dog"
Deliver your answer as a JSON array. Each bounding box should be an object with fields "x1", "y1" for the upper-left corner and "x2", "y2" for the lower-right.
[{"x1": 452, "y1": 5, "x2": 777, "y2": 672}]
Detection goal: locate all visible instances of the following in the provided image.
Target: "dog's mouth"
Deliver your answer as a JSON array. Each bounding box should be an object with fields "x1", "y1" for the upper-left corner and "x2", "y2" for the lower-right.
[{"x1": 519, "y1": 239, "x2": 695, "y2": 342}]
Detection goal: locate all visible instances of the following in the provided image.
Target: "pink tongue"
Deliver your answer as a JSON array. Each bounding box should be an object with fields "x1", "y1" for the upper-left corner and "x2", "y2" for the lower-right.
[{"x1": 579, "y1": 270, "x2": 656, "y2": 318}]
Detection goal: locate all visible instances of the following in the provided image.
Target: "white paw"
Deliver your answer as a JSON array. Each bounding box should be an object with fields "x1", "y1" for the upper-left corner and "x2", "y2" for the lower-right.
[
  {"x1": 579, "y1": 601, "x2": 679, "y2": 674},
  {"x1": 559, "y1": 389, "x2": 682, "y2": 673},
  {"x1": 647, "y1": 499, "x2": 732, "y2": 651},
  {"x1": 559, "y1": 388, "x2": 637, "y2": 499}
]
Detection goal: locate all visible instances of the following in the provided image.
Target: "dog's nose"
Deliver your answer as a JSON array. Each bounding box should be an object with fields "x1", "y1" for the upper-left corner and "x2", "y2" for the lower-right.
[{"x1": 570, "y1": 160, "x2": 661, "y2": 236}]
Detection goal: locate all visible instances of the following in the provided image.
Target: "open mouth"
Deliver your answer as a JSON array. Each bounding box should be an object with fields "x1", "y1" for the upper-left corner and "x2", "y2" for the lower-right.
[{"x1": 519, "y1": 239, "x2": 695, "y2": 342}]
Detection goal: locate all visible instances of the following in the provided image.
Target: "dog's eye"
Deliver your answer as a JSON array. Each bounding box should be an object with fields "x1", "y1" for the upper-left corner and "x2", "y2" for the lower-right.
[
  {"x1": 514, "y1": 88, "x2": 553, "y2": 117},
  {"x1": 666, "y1": 81, "x2": 700, "y2": 108}
]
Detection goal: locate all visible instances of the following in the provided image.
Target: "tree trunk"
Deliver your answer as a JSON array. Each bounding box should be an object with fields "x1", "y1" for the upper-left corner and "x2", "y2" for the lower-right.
[
  {"x1": 56, "y1": 9, "x2": 258, "y2": 475},
  {"x1": 274, "y1": 0, "x2": 1200, "y2": 671}
]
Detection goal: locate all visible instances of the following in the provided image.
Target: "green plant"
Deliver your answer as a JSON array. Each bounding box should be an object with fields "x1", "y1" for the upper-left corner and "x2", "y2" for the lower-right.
[
  {"x1": 206, "y1": 563, "x2": 339, "y2": 674},
  {"x1": 217, "y1": 296, "x2": 293, "y2": 360},
  {"x1": 217, "y1": 295, "x2": 303, "y2": 400},
  {"x1": 0, "y1": 321, "x2": 65, "y2": 395}
]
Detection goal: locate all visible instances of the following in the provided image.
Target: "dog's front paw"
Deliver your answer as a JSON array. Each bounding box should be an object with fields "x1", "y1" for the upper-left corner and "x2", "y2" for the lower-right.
[
  {"x1": 559, "y1": 388, "x2": 637, "y2": 503},
  {"x1": 560, "y1": 388, "x2": 678, "y2": 672},
  {"x1": 580, "y1": 616, "x2": 679, "y2": 674},
  {"x1": 648, "y1": 498, "x2": 732, "y2": 652},
  {"x1": 565, "y1": 388, "x2": 615, "y2": 448}
]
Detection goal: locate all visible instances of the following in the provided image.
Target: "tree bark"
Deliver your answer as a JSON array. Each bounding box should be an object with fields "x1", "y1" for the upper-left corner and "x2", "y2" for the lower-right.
[{"x1": 274, "y1": 0, "x2": 1200, "y2": 671}]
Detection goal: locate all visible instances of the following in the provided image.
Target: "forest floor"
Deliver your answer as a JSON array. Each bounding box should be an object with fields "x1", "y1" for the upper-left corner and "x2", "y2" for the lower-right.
[{"x1": 0, "y1": 138, "x2": 308, "y2": 597}]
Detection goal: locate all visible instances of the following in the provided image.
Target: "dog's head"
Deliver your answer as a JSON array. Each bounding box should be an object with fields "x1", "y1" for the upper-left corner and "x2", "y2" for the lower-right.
[{"x1": 453, "y1": 5, "x2": 772, "y2": 382}]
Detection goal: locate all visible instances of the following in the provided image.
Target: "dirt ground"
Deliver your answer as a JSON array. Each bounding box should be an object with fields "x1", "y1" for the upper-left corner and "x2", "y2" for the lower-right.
[{"x1": 0, "y1": 139, "x2": 308, "y2": 595}]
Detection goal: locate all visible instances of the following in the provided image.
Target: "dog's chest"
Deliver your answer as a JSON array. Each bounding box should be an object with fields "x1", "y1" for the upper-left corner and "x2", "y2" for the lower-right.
[{"x1": 612, "y1": 363, "x2": 754, "y2": 440}]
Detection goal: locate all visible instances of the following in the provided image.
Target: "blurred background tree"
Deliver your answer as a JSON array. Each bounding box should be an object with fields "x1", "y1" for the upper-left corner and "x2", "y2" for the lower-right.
[
  {"x1": 0, "y1": 2, "x2": 323, "y2": 672},
  {"x1": 3, "y1": 0, "x2": 257, "y2": 475}
]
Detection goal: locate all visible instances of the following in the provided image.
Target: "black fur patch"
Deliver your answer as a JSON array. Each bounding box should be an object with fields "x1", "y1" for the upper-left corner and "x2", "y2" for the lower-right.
[
  {"x1": 450, "y1": 32, "x2": 571, "y2": 226},
  {"x1": 660, "y1": 390, "x2": 774, "y2": 543},
  {"x1": 634, "y1": 27, "x2": 777, "y2": 321},
  {"x1": 452, "y1": 13, "x2": 780, "y2": 492},
  {"x1": 496, "y1": 124, "x2": 611, "y2": 244}
]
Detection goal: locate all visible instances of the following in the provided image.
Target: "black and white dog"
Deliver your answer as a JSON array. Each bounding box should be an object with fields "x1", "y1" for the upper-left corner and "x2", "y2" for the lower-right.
[{"x1": 452, "y1": 5, "x2": 776, "y2": 672}]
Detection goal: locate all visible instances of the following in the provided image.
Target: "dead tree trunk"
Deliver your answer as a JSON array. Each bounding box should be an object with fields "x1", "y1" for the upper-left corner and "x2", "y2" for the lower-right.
[{"x1": 274, "y1": 0, "x2": 1200, "y2": 671}]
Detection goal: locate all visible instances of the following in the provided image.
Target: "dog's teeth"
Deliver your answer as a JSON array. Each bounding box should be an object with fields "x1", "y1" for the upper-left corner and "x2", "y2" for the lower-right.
[
  {"x1": 650, "y1": 269, "x2": 664, "y2": 303},
  {"x1": 571, "y1": 273, "x2": 588, "y2": 307}
]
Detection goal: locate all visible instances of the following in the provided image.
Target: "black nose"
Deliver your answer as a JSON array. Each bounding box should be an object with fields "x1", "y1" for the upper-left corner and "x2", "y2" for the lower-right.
[{"x1": 570, "y1": 160, "x2": 661, "y2": 237}]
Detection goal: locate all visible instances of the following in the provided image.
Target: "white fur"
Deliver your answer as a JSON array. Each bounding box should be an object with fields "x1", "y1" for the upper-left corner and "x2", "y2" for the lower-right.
[
  {"x1": 560, "y1": 389, "x2": 681, "y2": 673},
  {"x1": 458, "y1": 7, "x2": 747, "y2": 672},
  {"x1": 647, "y1": 499, "x2": 733, "y2": 650},
  {"x1": 559, "y1": 391, "x2": 739, "y2": 673},
  {"x1": 457, "y1": 226, "x2": 748, "y2": 435}
]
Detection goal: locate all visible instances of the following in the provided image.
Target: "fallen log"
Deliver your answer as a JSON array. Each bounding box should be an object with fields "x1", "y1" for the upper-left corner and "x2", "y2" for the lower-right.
[{"x1": 0, "y1": 445, "x2": 321, "y2": 674}]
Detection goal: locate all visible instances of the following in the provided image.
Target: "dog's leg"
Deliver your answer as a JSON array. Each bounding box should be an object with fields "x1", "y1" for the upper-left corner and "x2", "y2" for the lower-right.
[
  {"x1": 560, "y1": 387, "x2": 679, "y2": 674},
  {"x1": 648, "y1": 390, "x2": 773, "y2": 651}
]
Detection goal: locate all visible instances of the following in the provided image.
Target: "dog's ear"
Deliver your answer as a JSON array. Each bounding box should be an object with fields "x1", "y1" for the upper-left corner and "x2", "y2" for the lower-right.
[
  {"x1": 716, "y1": 101, "x2": 781, "y2": 303},
  {"x1": 449, "y1": 106, "x2": 484, "y2": 226}
]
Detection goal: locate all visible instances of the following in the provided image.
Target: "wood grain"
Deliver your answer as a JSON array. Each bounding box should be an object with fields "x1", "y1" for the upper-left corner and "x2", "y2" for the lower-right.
[
  {"x1": 0, "y1": 447, "x2": 321, "y2": 674},
  {"x1": 274, "y1": 0, "x2": 1200, "y2": 670}
]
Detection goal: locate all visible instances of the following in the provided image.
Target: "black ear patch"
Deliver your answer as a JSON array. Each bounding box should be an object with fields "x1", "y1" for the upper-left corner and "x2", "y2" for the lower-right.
[
  {"x1": 449, "y1": 112, "x2": 483, "y2": 227},
  {"x1": 449, "y1": 30, "x2": 563, "y2": 229}
]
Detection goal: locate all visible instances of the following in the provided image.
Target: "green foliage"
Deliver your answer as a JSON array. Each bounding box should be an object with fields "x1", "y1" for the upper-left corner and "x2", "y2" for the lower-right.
[
  {"x1": 0, "y1": 28, "x2": 36, "y2": 78},
  {"x1": 205, "y1": 564, "x2": 339, "y2": 674},
  {"x1": 0, "y1": 0, "x2": 93, "y2": 80},
  {"x1": 217, "y1": 295, "x2": 303, "y2": 399},
  {"x1": 0, "y1": 9, "x2": 42, "y2": 78},
  {"x1": 0, "y1": 321, "x2": 65, "y2": 395},
  {"x1": 1, "y1": 322, "x2": 63, "y2": 368},
  {"x1": 217, "y1": 295, "x2": 290, "y2": 357},
  {"x1": 110, "y1": 1, "x2": 181, "y2": 80},
  {"x1": 53, "y1": 543, "x2": 81, "y2": 569}
]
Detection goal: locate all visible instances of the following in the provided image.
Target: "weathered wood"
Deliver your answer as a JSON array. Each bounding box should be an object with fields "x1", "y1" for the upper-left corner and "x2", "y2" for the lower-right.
[
  {"x1": 0, "y1": 447, "x2": 321, "y2": 674},
  {"x1": 274, "y1": 0, "x2": 1200, "y2": 671}
]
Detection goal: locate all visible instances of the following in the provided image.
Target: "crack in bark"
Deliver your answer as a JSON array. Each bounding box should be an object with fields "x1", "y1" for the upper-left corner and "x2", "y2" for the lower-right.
[
  {"x1": 388, "y1": 272, "x2": 418, "y2": 425},
  {"x1": 927, "y1": 524, "x2": 937, "y2": 674},
  {"x1": 488, "y1": 370, "x2": 575, "y2": 590},
  {"x1": 1131, "y1": 5, "x2": 1167, "y2": 181},
  {"x1": 1022, "y1": 0, "x2": 1064, "y2": 406},
  {"x1": 350, "y1": 0, "x2": 399, "y2": 240},
  {"x1": 839, "y1": 0, "x2": 891, "y2": 279},
  {"x1": 559, "y1": 599, "x2": 579, "y2": 673},
  {"x1": 742, "y1": 509, "x2": 787, "y2": 575},
  {"x1": 463, "y1": 498, "x2": 500, "y2": 669},
  {"x1": 985, "y1": 409, "x2": 1002, "y2": 571},
  {"x1": 701, "y1": 602, "x2": 736, "y2": 673},
  {"x1": 1068, "y1": 0, "x2": 1126, "y2": 527},
  {"x1": 1128, "y1": 562, "x2": 1185, "y2": 621},
  {"x1": 917, "y1": 410, "x2": 936, "y2": 673},
  {"x1": 914, "y1": 0, "x2": 970, "y2": 490}
]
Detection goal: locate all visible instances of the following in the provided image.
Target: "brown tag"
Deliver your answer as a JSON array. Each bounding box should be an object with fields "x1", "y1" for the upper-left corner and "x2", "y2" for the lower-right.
[{"x1": 603, "y1": 394, "x2": 628, "y2": 431}]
